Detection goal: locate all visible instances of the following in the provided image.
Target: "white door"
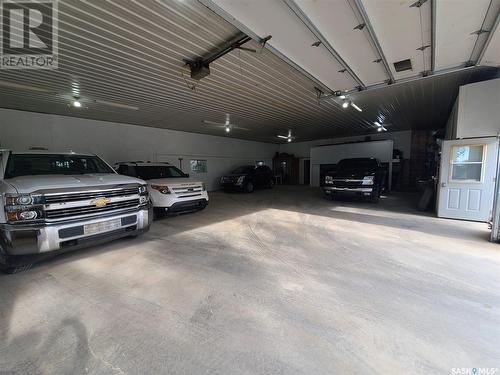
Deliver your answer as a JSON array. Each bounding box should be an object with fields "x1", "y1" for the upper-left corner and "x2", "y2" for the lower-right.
[{"x1": 438, "y1": 137, "x2": 498, "y2": 222}]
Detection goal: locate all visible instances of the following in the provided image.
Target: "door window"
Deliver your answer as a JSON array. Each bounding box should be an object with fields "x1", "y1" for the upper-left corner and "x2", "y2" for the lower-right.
[{"x1": 450, "y1": 145, "x2": 484, "y2": 182}]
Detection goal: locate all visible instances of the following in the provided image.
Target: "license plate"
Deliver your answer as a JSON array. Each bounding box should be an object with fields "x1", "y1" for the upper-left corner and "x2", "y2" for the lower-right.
[{"x1": 84, "y1": 219, "x2": 121, "y2": 235}]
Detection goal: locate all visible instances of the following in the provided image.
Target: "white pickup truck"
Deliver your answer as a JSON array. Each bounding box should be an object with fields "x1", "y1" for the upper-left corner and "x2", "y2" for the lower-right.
[{"x1": 0, "y1": 150, "x2": 152, "y2": 273}]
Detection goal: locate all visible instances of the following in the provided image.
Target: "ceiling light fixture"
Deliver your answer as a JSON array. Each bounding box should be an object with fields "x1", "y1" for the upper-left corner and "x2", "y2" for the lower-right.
[
  {"x1": 94, "y1": 99, "x2": 139, "y2": 111},
  {"x1": 72, "y1": 98, "x2": 81, "y2": 108},
  {"x1": 339, "y1": 95, "x2": 346, "y2": 99},
  {"x1": 225, "y1": 126, "x2": 230, "y2": 133},
  {"x1": 374, "y1": 122, "x2": 387, "y2": 132},
  {"x1": 342, "y1": 101, "x2": 349, "y2": 109}
]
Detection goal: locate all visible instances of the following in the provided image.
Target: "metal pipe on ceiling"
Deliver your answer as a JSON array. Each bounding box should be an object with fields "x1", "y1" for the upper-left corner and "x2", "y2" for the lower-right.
[
  {"x1": 431, "y1": 0, "x2": 436, "y2": 72},
  {"x1": 351, "y1": 0, "x2": 395, "y2": 84},
  {"x1": 282, "y1": 0, "x2": 365, "y2": 90}
]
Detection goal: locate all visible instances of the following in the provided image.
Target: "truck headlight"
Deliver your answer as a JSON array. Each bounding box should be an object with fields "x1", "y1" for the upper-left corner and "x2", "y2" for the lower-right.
[
  {"x1": 236, "y1": 176, "x2": 245, "y2": 186},
  {"x1": 150, "y1": 185, "x2": 170, "y2": 194},
  {"x1": 5, "y1": 194, "x2": 35, "y2": 205},
  {"x1": 325, "y1": 176, "x2": 334, "y2": 184},
  {"x1": 362, "y1": 176, "x2": 375, "y2": 185},
  {"x1": 139, "y1": 196, "x2": 148, "y2": 204},
  {"x1": 138, "y1": 185, "x2": 147, "y2": 194},
  {"x1": 6, "y1": 209, "x2": 40, "y2": 222}
]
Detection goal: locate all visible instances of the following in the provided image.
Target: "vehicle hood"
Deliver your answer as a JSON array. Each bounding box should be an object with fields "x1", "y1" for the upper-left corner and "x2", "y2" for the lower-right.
[
  {"x1": 146, "y1": 177, "x2": 202, "y2": 186},
  {"x1": 331, "y1": 169, "x2": 376, "y2": 179},
  {"x1": 6, "y1": 174, "x2": 145, "y2": 193}
]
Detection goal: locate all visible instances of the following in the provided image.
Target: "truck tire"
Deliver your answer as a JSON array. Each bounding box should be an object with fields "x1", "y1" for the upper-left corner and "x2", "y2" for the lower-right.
[
  {"x1": 369, "y1": 187, "x2": 380, "y2": 203},
  {"x1": 3, "y1": 264, "x2": 33, "y2": 274},
  {"x1": 245, "y1": 182, "x2": 254, "y2": 193}
]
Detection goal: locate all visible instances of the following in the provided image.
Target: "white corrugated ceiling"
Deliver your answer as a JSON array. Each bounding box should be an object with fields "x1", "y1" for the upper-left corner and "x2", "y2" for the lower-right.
[{"x1": 0, "y1": 0, "x2": 498, "y2": 143}]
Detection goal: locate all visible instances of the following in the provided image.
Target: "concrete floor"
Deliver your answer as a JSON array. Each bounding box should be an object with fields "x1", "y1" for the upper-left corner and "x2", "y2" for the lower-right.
[{"x1": 1, "y1": 186, "x2": 499, "y2": 374}]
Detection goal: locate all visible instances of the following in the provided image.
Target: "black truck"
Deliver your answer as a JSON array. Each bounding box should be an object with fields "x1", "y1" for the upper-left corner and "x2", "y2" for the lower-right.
[{"x1": 322, "y1": 158, "x2": 386, "y2": 203}]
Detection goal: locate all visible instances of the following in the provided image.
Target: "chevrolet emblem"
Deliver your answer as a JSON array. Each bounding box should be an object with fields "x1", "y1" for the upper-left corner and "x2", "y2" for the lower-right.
[{"x1": 91, "y1": 197, "x2": 110, "y2": 206}]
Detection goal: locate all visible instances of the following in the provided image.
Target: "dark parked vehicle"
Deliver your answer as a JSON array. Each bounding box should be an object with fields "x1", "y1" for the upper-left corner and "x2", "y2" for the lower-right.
[
  {"x1": 220, "y1": 165, "x2": 274, "y2": 193},
  {"x1": 323, "y1": 158, "x2": 386, "y2": 203}
]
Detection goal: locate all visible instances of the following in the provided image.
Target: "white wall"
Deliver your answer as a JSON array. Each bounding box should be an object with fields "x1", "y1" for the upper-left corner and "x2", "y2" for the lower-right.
[
  {"x1": 279, "y1": 130, "x2": 412, "y2": 159},
  {"x1": 0, "y1": 109, "x2": 278, "y2": 191},
  {"x1": 455, "y1": 78, "x2": 500, "y2": 139}
]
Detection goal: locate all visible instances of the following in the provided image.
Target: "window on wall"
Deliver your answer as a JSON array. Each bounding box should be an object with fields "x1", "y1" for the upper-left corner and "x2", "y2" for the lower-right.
[
  {"x1": 450, "y1": 145, "x2": 484, "y2": 182},
  {"x1": 190, "y1": 159, "x2": 207, "y2": 173},
  {"x1": 256, "y1": 161, "x2": 265, "y2": 166}
]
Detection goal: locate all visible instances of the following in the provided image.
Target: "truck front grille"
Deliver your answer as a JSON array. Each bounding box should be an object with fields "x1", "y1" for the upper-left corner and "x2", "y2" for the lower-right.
[
  {"x1": 330, "y1": 179, "x2": 365, "y2": 188},
  {"x1": 45, "y1": 199, "x2": 140, "y2": 219},
  {"x1": 171, "y1": 186, "x2": 203, "y2": 194},
  {"x1": 44, "y1": 187, "x2": 139, "y2": 204}
]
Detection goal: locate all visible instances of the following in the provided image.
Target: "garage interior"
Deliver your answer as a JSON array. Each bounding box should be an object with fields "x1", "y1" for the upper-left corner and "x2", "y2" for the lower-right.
[{"x1": 0, "y1": 0, "x2": 499, "y2": 374}]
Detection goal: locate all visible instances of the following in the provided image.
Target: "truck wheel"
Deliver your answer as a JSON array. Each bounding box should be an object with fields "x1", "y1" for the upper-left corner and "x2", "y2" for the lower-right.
[
  {"x1": 245, "y1": 182, "x2": 254, "y2": 193},
  {"x1": 369, "y1": 187, "x2": 380, "y2": 203},
  {"x1": 3, "y1": 264, "x2": 33, "y2": 274}
]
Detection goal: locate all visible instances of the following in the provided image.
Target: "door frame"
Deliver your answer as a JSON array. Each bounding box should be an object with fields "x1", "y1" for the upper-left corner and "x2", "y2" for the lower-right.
[{"x1": 437, "y1": 137, "x2": 498, "y2": 222}]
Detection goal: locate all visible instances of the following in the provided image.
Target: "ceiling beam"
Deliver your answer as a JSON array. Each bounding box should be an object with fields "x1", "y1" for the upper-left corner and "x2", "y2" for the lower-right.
[
  {"x1": 282, "y1": 0, "x2": 365, "y2": 89},
  {"x1": 431, "y1": 0, "x2": 436, "y2": 72},
  {"x1": 476, "y1": 5, "x2": 500, "y2": 65},
  {"x1": 351, "y1": 0, "x2": 395, "y2": 83},
  {"x1": 197, "y1": 0, "x2": 332, "y2": 93}
]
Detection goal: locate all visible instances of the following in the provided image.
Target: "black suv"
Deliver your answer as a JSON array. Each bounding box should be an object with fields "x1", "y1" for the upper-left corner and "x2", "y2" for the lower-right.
[
  {"x1": 323, "y1": 158, "x2": 386, "y2": 203},
  {"x1": 220, "y1": 165, "x2": 274, "y2": 193}
]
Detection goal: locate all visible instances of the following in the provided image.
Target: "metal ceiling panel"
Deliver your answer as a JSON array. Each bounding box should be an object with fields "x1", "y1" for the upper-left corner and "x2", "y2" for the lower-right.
[
  {"x1": 209, "y1": 0, "x2": 357, "y2": 91},
  {"x1": 293, "y1": 0, "x2": 388, "y2": 86},
  {"x1": 435, "y1": 0, "x2": 492, "y2": 70},
  {"x1": 0, "y1": 0, "x2": 498, "y2": 144},
  {"x1": 361, "y1": 0, "x2": 432, "y2": 79}
]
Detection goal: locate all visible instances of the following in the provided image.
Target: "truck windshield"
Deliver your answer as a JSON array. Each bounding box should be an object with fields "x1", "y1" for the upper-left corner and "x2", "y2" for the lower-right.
[
  {"x1": 231, "y1": 166, "x2": 255, "y2": 174},
  {"x1": 338, "y1": 159, "x2": 378, "y2": 170},
  {"x1": 5, "y1": 154, "x2": 115, "y2": 178},
  {"x1": 133, "y1": 166, "x2": 186, "y2": 180}
]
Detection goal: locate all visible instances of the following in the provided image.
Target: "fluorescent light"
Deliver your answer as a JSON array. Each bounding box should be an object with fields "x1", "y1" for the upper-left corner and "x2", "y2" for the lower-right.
[
  {"x1": 342, "y1": 101, "x2": 349, "y2": 109},
  {"x1": 351, "y1": 102, "x2": 362, "y2": 112},
  {"x1": 73, "y1": 100, "x2": 81, "y2": 108}
]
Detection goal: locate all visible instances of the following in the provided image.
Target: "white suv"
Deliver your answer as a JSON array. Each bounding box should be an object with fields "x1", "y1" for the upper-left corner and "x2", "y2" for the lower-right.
[{"x1": 115, "y1": 162, "x2": 208, "y2": 217}]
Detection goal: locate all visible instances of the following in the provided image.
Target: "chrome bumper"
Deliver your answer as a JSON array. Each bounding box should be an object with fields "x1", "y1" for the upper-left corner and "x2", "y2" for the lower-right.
[
  {"x1": 323, "y1": 186, "x2": 373, "y2": 193},
  {"x1": 0, "y1": 205, "x2": 151, "y2": 259}
]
